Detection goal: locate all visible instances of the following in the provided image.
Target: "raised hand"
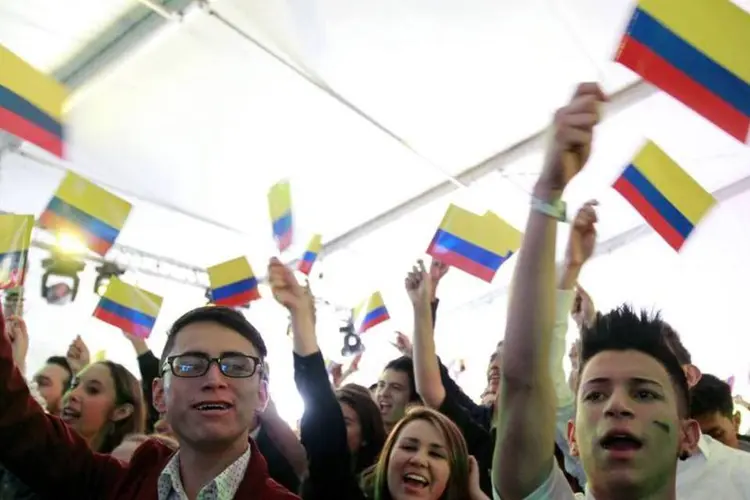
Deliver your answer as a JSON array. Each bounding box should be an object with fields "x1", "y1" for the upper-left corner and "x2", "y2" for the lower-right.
[
  {"x1": 404, "y1": 259, "x2": 432, "y2": 307},
  {"x1": 566, "y1": 200, "x2": 599, "y2": 268},
  {"x1": 268, "y1": 257, "x2": 307, "y2": 312},
  {"x1": 7, "y1": 315, "x2": 29, "y2": 368},
  {"x1": 539, "y1": 83, "x2": 606, "y2": 192},
  {"x1": 66, "y1": 335, "x2": 90, "y2": 374},
  {"x1": 390, "y1": 331, "x2": 414, "y2": 358},
  {"x1": 349, "y1": 352, "x2": 363, "y2": 372}
]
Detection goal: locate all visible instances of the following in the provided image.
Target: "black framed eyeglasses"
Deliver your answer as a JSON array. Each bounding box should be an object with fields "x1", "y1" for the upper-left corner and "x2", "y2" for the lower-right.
[{"x1": 163, "y1": 353, "x2": 262, "y2": 379}]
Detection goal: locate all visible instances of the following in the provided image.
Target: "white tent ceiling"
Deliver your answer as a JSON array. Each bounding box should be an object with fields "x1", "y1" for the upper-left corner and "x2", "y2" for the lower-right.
[{"x1": 1, "y1": 0, "x2": 749, "y2": 414}]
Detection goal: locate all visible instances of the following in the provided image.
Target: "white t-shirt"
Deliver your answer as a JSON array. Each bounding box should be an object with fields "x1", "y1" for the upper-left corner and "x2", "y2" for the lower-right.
[{"x1": 493, "y1": 465, "x2": 588, "y2": 500}]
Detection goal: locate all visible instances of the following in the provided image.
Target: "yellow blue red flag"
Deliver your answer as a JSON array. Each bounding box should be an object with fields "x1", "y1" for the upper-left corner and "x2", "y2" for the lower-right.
[
  {"x1": 614, "y1": 141, "x2": 715, "y2": 251},
  {"x1": 93, "y1": 278, "x2": 162, "y2": 338},
  {"x1": 427, "y1": 205, "x2": 522, "y2": 283},
  {"x1": 0, "y1": 44, "x2": 68, "y2": 156},
  {"x1": 39, "y1": 172, "x2": 132, "y2": 256},
  {"x1": 207, "y1": 257, "x2": 260, "y2": 307}
]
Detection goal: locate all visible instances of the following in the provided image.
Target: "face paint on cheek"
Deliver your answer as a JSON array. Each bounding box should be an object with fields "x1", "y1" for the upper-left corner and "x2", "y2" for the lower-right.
[{"x1": 652, "y1": 420, "x2": 671, "y2": 434}]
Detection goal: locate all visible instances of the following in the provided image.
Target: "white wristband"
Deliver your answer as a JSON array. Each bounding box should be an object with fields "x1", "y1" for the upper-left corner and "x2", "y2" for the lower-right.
[{"x1": 531, "y1": 196, "x2": 567, "y2": 222}]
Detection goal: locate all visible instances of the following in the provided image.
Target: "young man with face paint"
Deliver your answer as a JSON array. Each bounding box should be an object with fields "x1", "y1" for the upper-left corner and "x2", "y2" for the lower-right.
[{"x1": 491, "y1": 83, "x2": 700, "y2": 500}]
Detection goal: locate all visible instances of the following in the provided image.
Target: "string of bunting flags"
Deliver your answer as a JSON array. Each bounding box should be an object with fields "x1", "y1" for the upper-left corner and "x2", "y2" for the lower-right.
[{"x1": 0, "y1": 0, "x2": 748, "y2": 352}]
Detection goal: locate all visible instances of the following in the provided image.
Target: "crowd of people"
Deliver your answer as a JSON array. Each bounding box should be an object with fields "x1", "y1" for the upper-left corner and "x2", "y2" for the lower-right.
[{"x1": 0, "y1": 83, "x2": 749, "y2": 499}]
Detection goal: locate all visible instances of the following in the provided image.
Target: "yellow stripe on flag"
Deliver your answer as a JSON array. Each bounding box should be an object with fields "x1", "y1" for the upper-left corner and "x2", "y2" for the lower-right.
[
  {"x1": 103, "y1": 277, "x2": 162, "y2": 317},
  {"x1": 440, "y1": 205, "x2": 521, "y2": 257},
  {"x1": 55, "y1": 172, "x2": 132, "y2": 230},
  {"x1": 268, "y1": 180, "x2": 292, "y2": 220},
  {"x1": 207, "y1": 257, "x2": 254, "y2": 288},
  {"x1": 306, "y1": 234, "x2": 322, "y2": 254},
  {"x1": 632, "y1": 141, "x2": 716, "y2": 225},
  {"x1": 638, "y1": 0, "x2": 750, "y2": 84},
  {"x1": 0, "y1": 44, "x2": 67, "y2": 120},
  {"x1": 0, "y1": 214, "x2": 33, "y2": 254}
]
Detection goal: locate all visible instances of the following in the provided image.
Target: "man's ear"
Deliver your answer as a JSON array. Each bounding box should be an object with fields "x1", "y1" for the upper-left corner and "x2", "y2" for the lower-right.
[
  {"x1": 680, "y1": 419, "x2": 701, "y2": 457},
  {"x1": 258, "y1": 379, "x2": 269, "y2": 412},
  {"x1": 732, "y1": 411, "x2": 742, "y2": 433},
  {"x1": 683, "y1": 364, "x2": 702, "y2": 388},
  {"x1": 567, "y1": 419, "x2": 579, "y2": 457},
  {"x1": 153, "y1": 377, "x2": 167, "y2": 414}
]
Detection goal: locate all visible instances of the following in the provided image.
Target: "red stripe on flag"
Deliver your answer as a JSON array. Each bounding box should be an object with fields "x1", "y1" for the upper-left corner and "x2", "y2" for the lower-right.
[{"x1": 616, "y1": 36, "x2": 749, "y2": 142}]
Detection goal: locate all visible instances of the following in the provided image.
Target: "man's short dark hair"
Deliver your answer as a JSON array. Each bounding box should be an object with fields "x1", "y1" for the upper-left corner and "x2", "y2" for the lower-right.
[
  {"x1": 689, "y1": 374, "x2": 733, "y2": 419},
  {"x1": 159, "y1": 306, "x2": 268, "y2": 368},
  {"x1": 660, "y1": 323, "x2": 692, "y2": 365},
  {"x1": 579, "y1": 305, "x2": 690, "y2": 417},
  {"x1": 46, "y1": 355, "x2": 74, "y2": 390},
  {"x1": 383, "y1": 356, "x2": 419, "y2": 402}
]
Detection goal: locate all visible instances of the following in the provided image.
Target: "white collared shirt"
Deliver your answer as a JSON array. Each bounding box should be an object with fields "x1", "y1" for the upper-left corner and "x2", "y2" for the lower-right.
[
  {"x1": 157, "y1": 445, "x2": 251, "y2": 500},
  {"x1": 676, "y1": 434, "x2": 750, "y2": 499}
]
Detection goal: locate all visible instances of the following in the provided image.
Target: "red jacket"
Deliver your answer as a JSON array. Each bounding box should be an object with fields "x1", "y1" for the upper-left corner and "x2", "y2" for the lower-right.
[{"x1": 0, "y1": 325, "x2": 299, "y2": 499}]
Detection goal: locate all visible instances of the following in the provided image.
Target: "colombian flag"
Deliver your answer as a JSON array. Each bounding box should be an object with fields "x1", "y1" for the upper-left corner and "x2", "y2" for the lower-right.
[
  {"x1": 0, "y1": 44, "x2": 67, "y2": 157},
  {"x1": 614, "y1": 141, "x2": 715, "y2": 251},
  {"x1": 354, "y1": 292, "x2": 389, "y2": 334},
  {"x1": 298, "y1": 234, "x2": 322, "y2": 276},
  {"x1": 93, "y1": 278, "x2": 162, "y2": 338},
  {"x1": 427, "y1": 205, "x2": 522, "y2": 283},
  {"x1": 268, "y1": 180, "x2": 293, "y2": 252},
  {"x1": 615, "y1": 0, "x2": 750, "y2": 143},
  {"x1": 207, "y1": 257, "x2": 260, "y2": 307},
  {"x1": 39, "y1": 172, "x2": 132, "y2": 256},
  {"x1": 0, "y1": 214, "x2": 34, "y2": 289}
]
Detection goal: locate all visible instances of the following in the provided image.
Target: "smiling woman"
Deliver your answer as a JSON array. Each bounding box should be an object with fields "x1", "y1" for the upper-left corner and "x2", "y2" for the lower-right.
[{"x1": 361, "y1": 407, "x2": 475, "y2": 500}]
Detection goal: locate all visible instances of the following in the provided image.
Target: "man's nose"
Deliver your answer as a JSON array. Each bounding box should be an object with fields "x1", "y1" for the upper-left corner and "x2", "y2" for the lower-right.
[
  {"x1": 603, "y1": 389, "x2": 635, "y2": 418},
  {"x1": 201, "y1": 362, "x2": 229, "y2": 389}
]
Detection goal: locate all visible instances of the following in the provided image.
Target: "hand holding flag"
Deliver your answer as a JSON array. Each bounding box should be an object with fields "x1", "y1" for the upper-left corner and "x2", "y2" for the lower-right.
[{"x1": 540, "y1": 82, "x2": 606, "y2": 192}]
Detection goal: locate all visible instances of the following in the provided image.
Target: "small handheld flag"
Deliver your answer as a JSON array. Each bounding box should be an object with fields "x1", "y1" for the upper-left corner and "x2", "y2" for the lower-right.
[
  {"x1": 0, "y1": 214, "x2": 34, "y2": 289},
  {"x1": 427, "y1": 205, "x2": 522, "y2": 283},
  {"x1": 298, "y1": 234, "x2": 322, "y2": 276},
  {"x1": 615, "y1": 0, "x2": 750, "y2": 143},
  {"x1": 93, "y1": 277, "x2": 162, "y2": 338},
  {"x1": 94, "y1": 350, "x2": 107, "y2": 362},
  {"x1": 207, "y1": 257, "x2": 260, "y2": 307},
  {"x1": 0, "y1": 44, "x2": 68, "y2": 157},
  {"x1": 614, "y1": 141, "x2": 715, "y2": 251},
  {"x1": 353, "y1": 292, "x2": 389, "y2": 334},
  {"x1": 268, "y1": 180, "x2": 293, "y2": 252},
  {"x1": 39, "y1": 172, "x2": 132, "y2": 256}
]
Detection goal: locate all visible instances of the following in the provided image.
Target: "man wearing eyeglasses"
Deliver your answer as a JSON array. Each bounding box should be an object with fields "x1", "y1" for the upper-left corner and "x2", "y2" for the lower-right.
[
  {"x1": 0, "y1": 305, "x2": 299, "y2": 499},
  {"x1": 153, "y1": 306, "x2": 291, "y2": 499}
]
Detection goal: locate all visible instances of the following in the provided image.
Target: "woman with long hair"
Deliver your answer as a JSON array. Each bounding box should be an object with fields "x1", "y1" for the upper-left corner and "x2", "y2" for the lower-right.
[
  {"x1": 337, "y1": 384, "x2": 387, "y2": 474},
  {"x1": 362, "y1": 407, "x2": 486, "y2": 500},
  {"x1": 60, "y1": 360, "x2": 147, "y2": 453}
]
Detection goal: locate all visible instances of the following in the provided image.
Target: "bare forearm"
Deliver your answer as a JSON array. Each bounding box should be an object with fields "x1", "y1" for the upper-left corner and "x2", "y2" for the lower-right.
[
  {"x1": 412, "y1": 302, "x2": 445, "y2": 407},
  {"x1": 503, "y1": 185, "x2": 560, "y2": 382}
]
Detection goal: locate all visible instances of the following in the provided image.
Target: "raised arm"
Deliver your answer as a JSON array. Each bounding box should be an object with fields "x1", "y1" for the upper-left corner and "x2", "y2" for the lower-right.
[
  {"x1": 493, "y1": 83, "x2": 604, "y2": 499},
  {"x1": 268, "y1": 258, "x2": 362, "y2": 499},
  {"x1": 0, "y1": 310, "x2": 125, "y2": 497}
]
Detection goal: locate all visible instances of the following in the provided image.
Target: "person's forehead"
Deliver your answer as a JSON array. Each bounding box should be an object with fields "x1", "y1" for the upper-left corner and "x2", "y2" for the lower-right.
[
  {"x1": 381, "y1": 368, "x2": 408, "y2": 384},
  {"x1": 79, "y1": 363, "x2": 116, "y2": 389},
  {"x1": 580, "y1": 349, "x2": 672, "y2": 387},
  {"x1": 39, "y1": 363, "x2": 68, "y2": 380},
  {"x1": 172, "y1": 321, "x2": 259, "y2": 357},
  {"x1": 398, "y1": 419, "x2": 444, "y2": 445}
]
